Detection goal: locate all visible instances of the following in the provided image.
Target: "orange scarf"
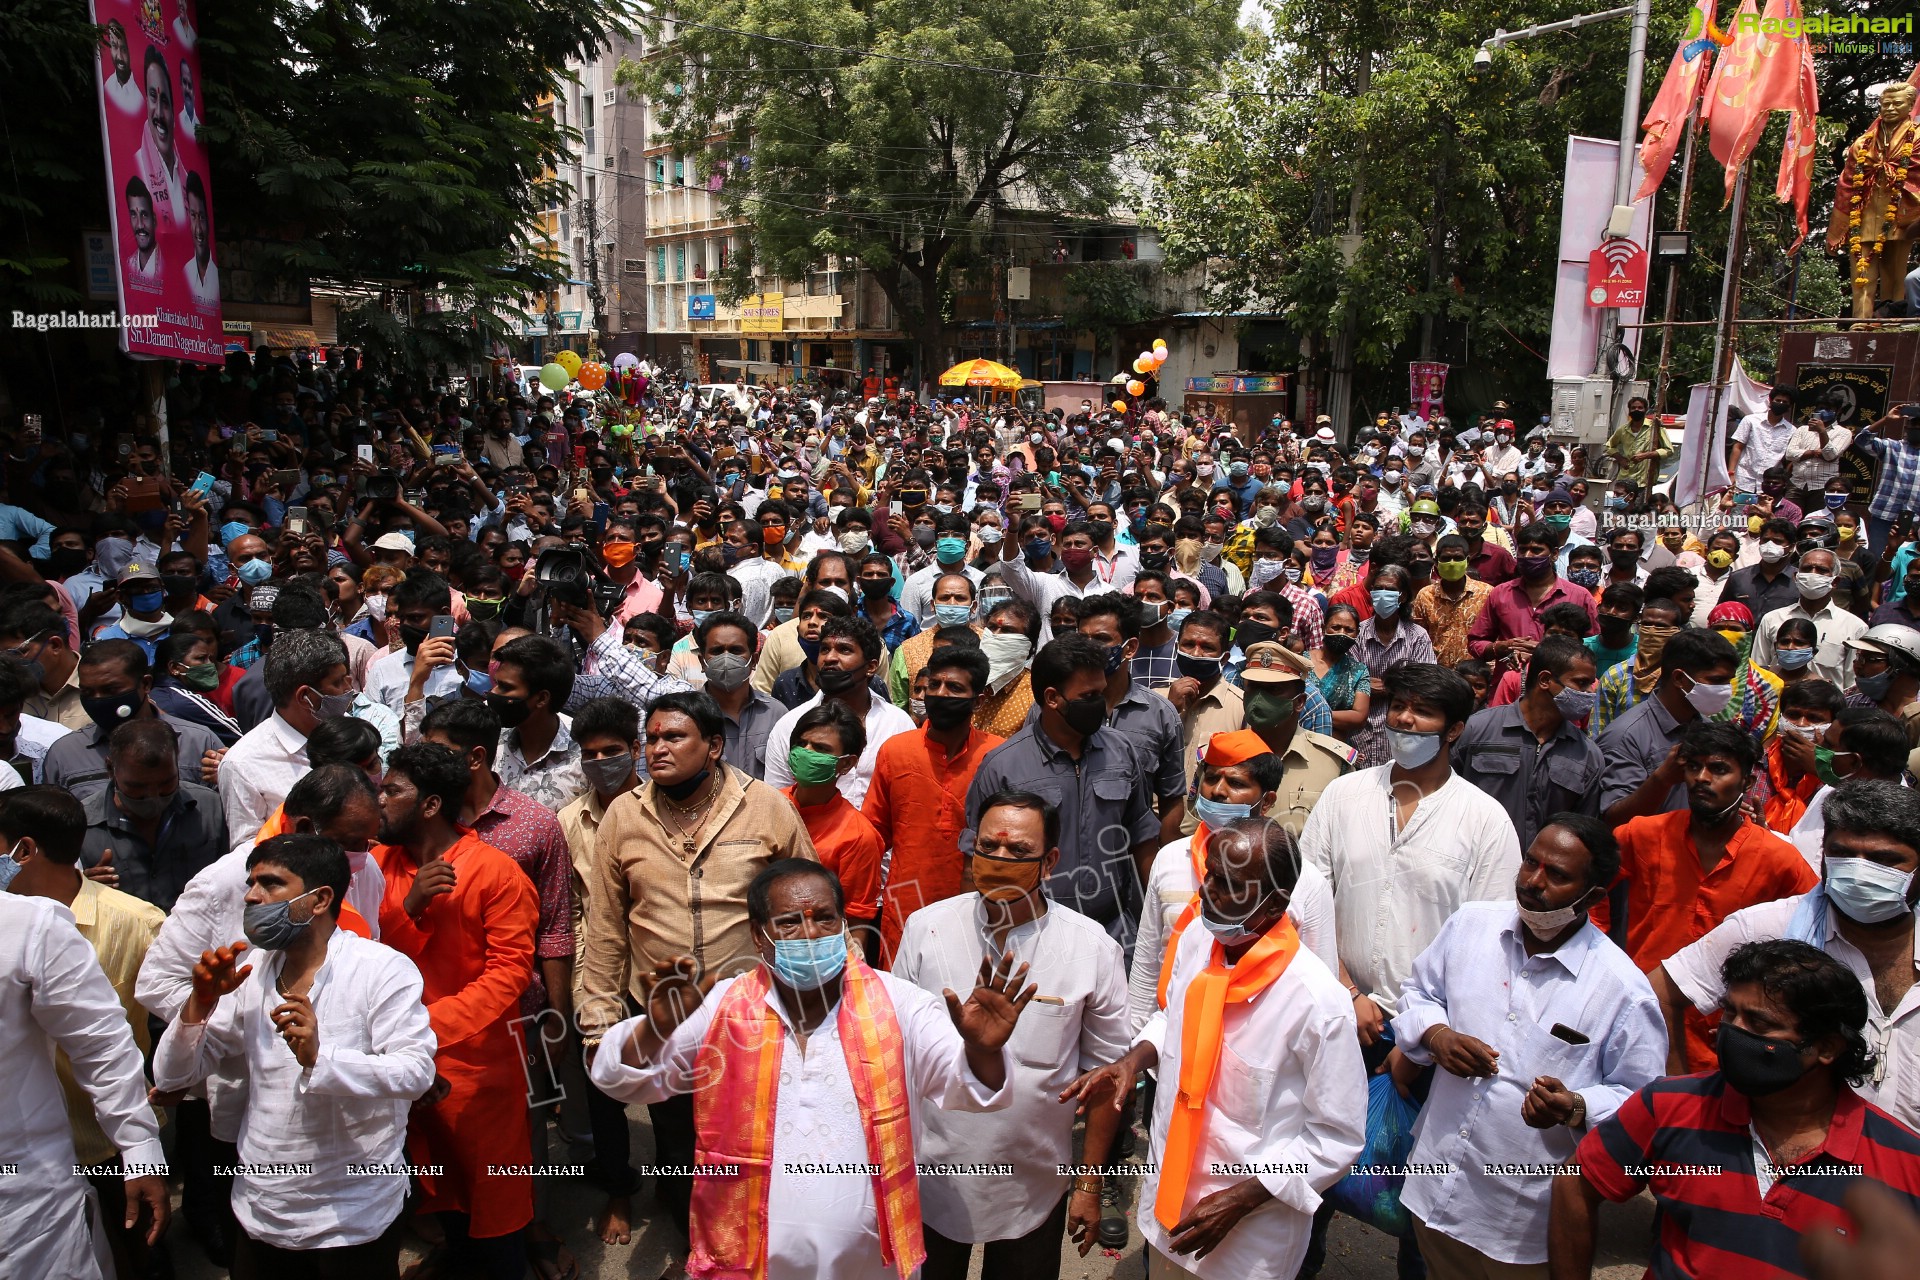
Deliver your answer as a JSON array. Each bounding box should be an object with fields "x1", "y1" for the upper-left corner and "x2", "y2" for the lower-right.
[
  {"x1": 688, "y1": 957, "x2": 923, "y2": 1279},
  {"x1": 1153, "y1": 901, "x2": 1300, "y2": 1229}
]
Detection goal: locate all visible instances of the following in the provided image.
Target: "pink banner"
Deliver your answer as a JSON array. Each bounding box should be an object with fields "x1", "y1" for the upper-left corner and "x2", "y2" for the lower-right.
[
  {"x1": 1408, "y1": 361, "x2": 1448, "y2": 420},
  {"x1": 92, "y1": 0, "x2": 225, "y2": 363}
]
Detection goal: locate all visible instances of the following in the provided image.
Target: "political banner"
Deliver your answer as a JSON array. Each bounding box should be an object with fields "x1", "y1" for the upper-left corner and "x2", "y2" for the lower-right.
[
  {"x1": 91, "y1": 0, "x2": 225, "y2": 362},
  {"x1": 1408, "y1": 361, "x2": 1448, "y2": 421}
]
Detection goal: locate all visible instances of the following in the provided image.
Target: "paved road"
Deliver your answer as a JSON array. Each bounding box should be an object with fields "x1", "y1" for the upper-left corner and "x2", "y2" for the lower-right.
[{"x1": 168, "y1": 1103, "x2": 1658, "y2": 1279}]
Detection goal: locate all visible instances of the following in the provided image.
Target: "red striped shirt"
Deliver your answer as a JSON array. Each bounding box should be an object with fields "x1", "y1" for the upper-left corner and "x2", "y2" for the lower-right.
[{"x1": 1575, "y1": 1072, "x2": 1920, "y2": 1278}]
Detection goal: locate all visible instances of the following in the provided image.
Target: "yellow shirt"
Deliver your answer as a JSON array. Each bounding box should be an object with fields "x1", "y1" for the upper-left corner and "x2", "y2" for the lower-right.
[{"x1": 59, "y1": 877, "x2": 164, "y2": 1167}]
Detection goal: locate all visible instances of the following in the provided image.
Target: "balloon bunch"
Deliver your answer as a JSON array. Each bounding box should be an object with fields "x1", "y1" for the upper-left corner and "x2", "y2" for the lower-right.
[
  {"x1": 536, "y1": 349, "x2": 612, "y2": 394},
  {"x1": 1110, "y1": 338, "x2": 1169, "y2": 413}
]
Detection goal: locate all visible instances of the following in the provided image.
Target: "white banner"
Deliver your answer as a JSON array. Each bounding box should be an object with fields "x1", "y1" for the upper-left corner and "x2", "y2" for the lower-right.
[
  {"x1": 1677, "y1": 356, "x2": 1769, "y2": 507},
  {"x1": 1547, "y1": 137, "x2": 1655, "y2": 380}
]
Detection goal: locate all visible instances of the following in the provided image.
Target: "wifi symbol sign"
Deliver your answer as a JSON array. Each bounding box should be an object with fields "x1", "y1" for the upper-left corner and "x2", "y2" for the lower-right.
[{"x1": 1586, "y1": 238, "x2": 1649, "y2": 308}]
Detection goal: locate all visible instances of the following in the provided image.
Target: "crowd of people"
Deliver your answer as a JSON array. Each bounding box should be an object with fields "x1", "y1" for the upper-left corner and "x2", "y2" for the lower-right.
[{"x1": 7, "y1": 349, "x2": 1920, "y2": 1280}]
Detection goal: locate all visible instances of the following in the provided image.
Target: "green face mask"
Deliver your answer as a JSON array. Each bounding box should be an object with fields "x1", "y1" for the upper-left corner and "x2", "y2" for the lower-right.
[
  {"x1": 1814, "y1": 747, "x2": 1855, "y2": 787},
  {"x1": 1435, "y1": 559, "x2": 1469, "y2": 582},
  {"x1": 1543, "y1": 513, "x2": 1573, "y2": 532},
  {"x1": 788, "y1": 745, "x2": 842, "y2": 786},
  {"x1": 180, "y1": 662, "x2": 220, "y2": 692},
  {"x1": 1244, "y1": 688, "x2": 1299, "y2": 730}
]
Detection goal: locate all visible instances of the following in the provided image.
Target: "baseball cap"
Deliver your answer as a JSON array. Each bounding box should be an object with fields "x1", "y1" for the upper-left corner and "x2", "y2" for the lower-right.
[
  {"x1": 117, "y1": 560, "x2": 160, "y2": 585},
  {"x1": 373, "y1": 532, "x2": 416, "y2": 553}
]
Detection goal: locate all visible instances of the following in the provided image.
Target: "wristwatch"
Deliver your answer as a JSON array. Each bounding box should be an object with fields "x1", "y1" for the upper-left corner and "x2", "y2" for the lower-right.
[{"x1": 1566, "y1": 1094, "x2": 1587, "y2": 1129}]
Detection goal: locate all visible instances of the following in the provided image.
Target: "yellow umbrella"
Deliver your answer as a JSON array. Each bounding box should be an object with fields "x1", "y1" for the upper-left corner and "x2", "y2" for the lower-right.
[{"x1": 937, "y1": 358, "x2": 1024, "y2": 389}]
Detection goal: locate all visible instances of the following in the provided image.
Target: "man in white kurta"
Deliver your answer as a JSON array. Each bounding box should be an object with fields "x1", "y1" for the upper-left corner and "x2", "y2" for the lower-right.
[
  {"x1": 892, "y1": 789, "x2": 1131, "y2": 1270},
  {"x1": 589, "y1": 863, "x2": 1021, "y2": 1279},
  {"x1": 0, "y1": 893, "x2": 169, "y2": 1279}
]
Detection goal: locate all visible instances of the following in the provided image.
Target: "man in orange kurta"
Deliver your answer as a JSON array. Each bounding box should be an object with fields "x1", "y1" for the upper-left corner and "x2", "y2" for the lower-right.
[
  {"x1": 1590, "y1": 726, "x2": 1817, "y2": 1068},
  {"x1": 862, "y1": 648, "x2": 1004, "y2": 964},
  {"x1": 370, "y1": 743, "x2": 539, "y2": 1272}
]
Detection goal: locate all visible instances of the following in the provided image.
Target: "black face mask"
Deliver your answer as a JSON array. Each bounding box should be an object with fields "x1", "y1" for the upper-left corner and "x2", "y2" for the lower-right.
[
  {"x1": 1715, "y1": 1022, "x2": 1812, "y2": 1097},
  {"x1": 921, "y1": 694, "x2": 975, "y2": 731},
  {"x1": 860, "y1": 578, "x2": 892, "y2": 598},
  {"x1": 1610, "y1": 548, "x2": 1640, "y2": 569},
  {"x1": 398, "y1": 623, "x2": 427, "y2": 655},
  {"x1": 1175, "y1": 651, "x2": 1222, "y2": 682},
  {"x1": 816, "y1": 665, "x2": 864, "y2": 695},
  {"x1": 161, "y1": 573, "x2": 198, "y2": 599},
  {"x1": 83, "y1": 689, "x2": 144, "y2": 731},
  {"x1": 46, "y1": 547, "x2": 90, "y2": 578},
  {"x1": 1234, "y1": 620, "x2": 1277, "y2": 651},
  {"x1": 1322, "y1": 634, "x2": 1357, "y2": 660},
  {"x1": 1138, "y1": 551, "x2": 1169, "y2": 571},
  {"x1": 657, "y1": 766, "x2": 711, "y2": 802},
  {"x1": 1059, "y1": 693, "x2": 1107, "y2": 738},
  {"x1": 487, "y1": 692, "x2": 533, "y2": 728}
]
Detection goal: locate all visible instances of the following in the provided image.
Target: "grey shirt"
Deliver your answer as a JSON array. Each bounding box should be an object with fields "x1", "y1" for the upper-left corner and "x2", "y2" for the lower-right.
[
  {"x1": 1022, "y1": 683, "x2": 1187, "y2": 804},
  {"x1": 42, "y1": 712, "x2": 225, "y2": 805},
  {"x1": 1596, "y1": 692, "x2": 1690, "y2": 815},
  {"x1": 1451, "y1": 702, "x2": 1605, "y2": 853},
  {"x1": 719, "y1": 688, "x2": 784, "y2": 781},
  {"x1": 78, "y1": 781, "x2": 229, "y2": 913},
  {"x1": 964, "y1": 722, "x2": 1160, "y2": 941}
]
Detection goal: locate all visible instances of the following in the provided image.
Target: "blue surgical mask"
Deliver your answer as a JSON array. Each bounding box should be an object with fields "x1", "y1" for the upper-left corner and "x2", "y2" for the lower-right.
[
  {"x1": 933, "y1": 603, "x2": 974, "y2": 628},
  {"x1": 128, "y1": 590, "x2": 165, "y2": 614},
  {"x1": 236, "y1": 558, "x2": 274, "y2": 586},
  {"x1": 762, "y1": 930, "x2": 848, "y2": 990},
  {"x1": 1193, "y1": 796, "x2": 1253, "y2": 829},
  {"x1": 1167, "y1": 607, "x2": 1192, "y2": 634},
  {"x1": 0, "y1": 840, "x2": 22, "y2": 891},
  {"x1": 1775, "y1": 647, "x2": 1815, "y2": 671},
  {"x1": 936, "y1": 536, "x2": 968, "y2": 563},
  {"x1": 1369, "y1": 589, "x2": 1403, "y2": 620},
  {"x1": 1825, "y1": 857, "x2": 1916, "y2": 925},
  {"x1": 773, "y1": 606, "x2": 795, "y2": 624},
  {"x1": 1387, "y1": 727, "x2": 1443, "y2": 768},
  {"x1": 1198, "y1": 891, "x2": 1274, "y2": 946},
  {"x1": 690, "y1": 609, "x2": 713, "y2": 628},
  {"x1": 220, "y1": 521, "x2": 251, "y2": 546},
  {"x1": 463, "y1": 666, "x2": 494, "y2": 695},
  {"x1": 1023, "y1": 538, "x2": 1053, "y2": 565}
]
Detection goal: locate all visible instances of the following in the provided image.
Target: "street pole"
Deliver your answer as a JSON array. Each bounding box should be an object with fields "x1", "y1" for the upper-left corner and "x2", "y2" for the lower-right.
[
  {"x1": 1329, "y1": 52, "x2": 1370, "y2": 445},
  {"x1": 1652, "y1": 71, "x2": 1709, "y2": 413},
  {"x1": 1700, "y1": 160, "x2": 1751, "y2": 505},
  {"x1": 1593, "y1": 0, "x2": 1652, "y2": 394}
]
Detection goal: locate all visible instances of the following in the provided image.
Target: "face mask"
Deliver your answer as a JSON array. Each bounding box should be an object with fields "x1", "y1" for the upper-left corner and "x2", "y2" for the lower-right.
[
  {"x1": 1857, "y1": 669, "x2": 1893, "y2": 701},
  {"x1": 1839, "y1": 525, "x2": 1858, "y2": 542},
  {"x1": 970, "y1": 851, "x2": 1047, "y2": 903},
  {"x1": 763, "y1": 930, "x2": 848, "y2": 991},
  {"x1": 934, "y1": 603, "x2": 974, "y2": 628},
  {"x1": 1387, "y1": 727, "x2": 1444, "y2": 769},
  {"x1": 1542, "y1": 513, "x2": 1573, "y2": 533},
  {"x1": 236, "y1": 557, "x2": 274, "y2": 586},
  {"x1": 1775, "y1": 647, "x2": 1815, "y2": 671},
  {"x1": 1175, "y1": 650, "x2": 1221, "y2": 682},
  {"x1": 1139, "y1": 550, "x2": 1170, "y2": 572},
  {"x1": 787, "y1": 745, "x2": 842, "y2": 786},
  {"x1": 1100, "y1": 642, "x2": 1128, "y2": 675},
  {"x1": 1795, "y1": 572, "x2": 1833, "y2": 598},
  {"x1": 243, "y1": 887, "x2": 323, "y2": 951},
  {"x1": 46, "y1": 548, "x2": 91, "y2": 578},
  {"x1": 0, "y1": 840, "x2": 21, "y2": 891},
  {"x1": 220, "y1": 521, "x2": 252, "y2": 546},
  {"x1": 1088, "y1": 520, "x2": 1114, "y2": 543},
  {"x1": 1045, "y1": 513, "x2": 1067, "y2": 534},
  {"x1": 1411, "y1": 520, "x2": 1437, "y2": 538},
  {"x1": 1825, "y1": 492, "x2": 1849, "y2": 510},
  {"x1": 487, "y1": 692, "x2": 533, "y2": 728},
  {"x1": 921, "y1": 693, "x2": 975, "y2": 731},
  {"x1": 816, "y1": 665, "x2": 864, "y2": 695},
  {"x1": 1369, "y1": 589, "x2": 1403, "y2": 619},
  {"x1": 124, "y1": 588, "x2": 165, "y2": 615},
  {"x1": 178, "y1": 661, "x2": 220, "y2": 692},
  {"x1": 976, "y1": 526, "x2": 1003, "y2": 546},
  {"x1": 1552, "y1": 684, "x2": 1596, "y2": 720},
  {"x1": 1193, "y1": 795, "x2": 1253, "y2": 828},
  {"x1": 1605, "y1": 495, "x2": 1628, "y2": 512},
  {"x1": 576, "y1": 751, "x2": 633, "y2": 796},
  {"x1": 1198, "y1": 891, "x2": 1274, "y2": 946},
  {"x1": 398, "y1": 623, "x2": 428, "y2": 655},
  {"x1": 1517, "y1": 553, "x2": 1555, "y2": 580},
  {"x1": 1059, "y1": 693, "x2": 1106, "y2": 737},
  {"x1": 1023, "y1": 538, "x2": 1053, "y2": 565},
  {"x1": 1707, "y1": 549, "x2": 1734, "y2": 570},
  {"x1": 912, "y1": 526, "x2": 938, "y2": 550},
  {"x1": 115, "y1": 788, "x2": 174, "y2": 820},
  {"x1": 1825, "y1": 857, "x2": 1916, "y2": 924},
  {"x1": 1243, "y1": 687, "x2": 1299, "y2": 730},
  {"x1": 1568, "y1": 567, "x2": 1601, "y2": 589},
  {"x1": 689, "y1": 608, "x2": 716, "y2": 630},
  {"x1": 1166, "y1": 607, "x2": 1193, "y2": 634},
  {"x1": 1322, "y1": 633, "x2": 1356, "y2": 660},
  {"x1": 1715, "y1": 1022, "x2": 1812, "y2": 1098},
  {"x1": 773, "y1": 607, "x2": 795, "y2": 624},
  {"x1": 798, "y1": 635, "x2": 822, "y2": 663},
  {"x1": 1310, "y1": 546, "x2": 1339, "y2": 572},
  {"x1": 1679, "y1": 673, "x2": 1733, "y2": 717},
  {"x1": 936, "y1": 536, "x2": 968, "y2": 563},
  {"x1": 980, "y1": 631, "x2": 1032, "y2": 685},
  {"x1": 1758, "y1": 541, "x2": 1789, "y2": 564},
  {"x1": 1516, "y1": 894, "x2": 1592, "y2": 939},
  {"x1": 83, "y1": 690, "x2": 143, "y2": 730},
  {"x1": 860, "y1": 577, "x2": 893, "y2": 600},
  {"x1": 1814, "y1": 745, "x2": 1859, "y2": 787},
  {"x1": 1778, "y1": 718, "x2": 1827, "y2": 742},
  {"x1": 309, "y1": 688, "x2": 357, "y2": 719}
]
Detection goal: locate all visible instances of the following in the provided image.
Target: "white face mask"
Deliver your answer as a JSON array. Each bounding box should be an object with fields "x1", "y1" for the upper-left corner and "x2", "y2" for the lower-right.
[
  {"x1": 1778, "y1": 719, "x2": 1828, "y2": 741},
  {"x1": 1680, "y1": 672, "x2": 1734, "y2": 717}
]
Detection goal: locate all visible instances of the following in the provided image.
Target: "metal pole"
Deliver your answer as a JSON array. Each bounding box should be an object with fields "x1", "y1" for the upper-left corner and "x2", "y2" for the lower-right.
[
  {"x1": 1594, "y1": 0, "x2": 1653, "y2": 388},
  {"x1": 1700, "y1": 161, "x2": 1751, "y2": 504},
  {"x1": 1652, "y1": 69, "x2": 1709, "y2": 413}
]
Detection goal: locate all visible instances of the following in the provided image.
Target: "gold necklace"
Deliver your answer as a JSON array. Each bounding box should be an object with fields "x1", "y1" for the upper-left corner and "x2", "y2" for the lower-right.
[{"x1": 657, "y1": 772, "x2": 719, "y2": 854}]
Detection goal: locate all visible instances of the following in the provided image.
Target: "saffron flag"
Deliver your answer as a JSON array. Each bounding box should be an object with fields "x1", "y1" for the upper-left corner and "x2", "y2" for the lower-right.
[
  {"x1": 1774, "y1": 26, "x2": 1819, "y2": 251},
  {"x1": 1705, "y1": 0, "x2": 1812, "y2": 201},
  {"x1": 1635, "y1": 0, "x2": 1722, "y2": 202}
]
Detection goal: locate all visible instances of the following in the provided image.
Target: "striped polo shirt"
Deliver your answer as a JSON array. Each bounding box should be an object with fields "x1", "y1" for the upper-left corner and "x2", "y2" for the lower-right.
[{"x1": 1575, "y1": 1072, "x2": 1920, "y2": 1278}]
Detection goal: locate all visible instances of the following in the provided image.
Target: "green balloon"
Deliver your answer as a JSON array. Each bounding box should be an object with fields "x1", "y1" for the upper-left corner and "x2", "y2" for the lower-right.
[{"x1": 538, "y1": 362, "x2": 569, "y2": 391}]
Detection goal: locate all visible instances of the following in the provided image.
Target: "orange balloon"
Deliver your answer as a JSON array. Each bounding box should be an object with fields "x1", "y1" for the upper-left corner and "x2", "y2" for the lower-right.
[
  {"x1": 1111, "y1": 399, "x2": 1129, "y2": 413},
  {"x1": 578, "y1": 362, "x2": 607, "y2": 390},
  {"x1": 1126, "y1": 379, "x2": 1146, "y2": 396},
  {"x1": 1133, "y1": 357, "x2": 1150, "y2": 374}
]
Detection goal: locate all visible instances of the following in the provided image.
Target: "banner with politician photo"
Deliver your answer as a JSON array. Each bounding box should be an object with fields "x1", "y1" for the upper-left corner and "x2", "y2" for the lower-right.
[{"x1": 91, "y1": 0, "x2": 224, "y2": 363}]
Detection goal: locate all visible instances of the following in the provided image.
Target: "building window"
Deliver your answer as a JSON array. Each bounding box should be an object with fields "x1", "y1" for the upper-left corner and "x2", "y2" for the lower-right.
[
  {"x1": 654, "y1": 246, "x2": 667, "y2": 279},
  {"x1": 674, "y1": 244, "x2": 686, "y2": 281},
  {"x1": 651, "y1": 156, "x2": 666, "y2": 186},
  {"x1": 673, "y1": 157, "x2": 685, "y2": 186}
]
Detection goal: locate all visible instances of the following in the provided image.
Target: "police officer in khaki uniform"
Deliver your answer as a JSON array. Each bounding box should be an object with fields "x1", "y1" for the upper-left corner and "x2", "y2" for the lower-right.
[{"x1": 1240, "y1": 640, "x2": 1354, "y2": 837}]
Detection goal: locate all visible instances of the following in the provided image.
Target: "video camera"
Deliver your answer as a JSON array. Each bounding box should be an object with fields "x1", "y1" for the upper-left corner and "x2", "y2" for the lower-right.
[{"x1": 532, "y1": 545, "x2": 623, "y2": 620}]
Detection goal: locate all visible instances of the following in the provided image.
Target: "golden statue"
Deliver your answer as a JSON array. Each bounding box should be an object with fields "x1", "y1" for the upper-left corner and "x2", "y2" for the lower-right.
[{"x1": 1828, "y1": 82, "x2": 1920, "y2": 318}]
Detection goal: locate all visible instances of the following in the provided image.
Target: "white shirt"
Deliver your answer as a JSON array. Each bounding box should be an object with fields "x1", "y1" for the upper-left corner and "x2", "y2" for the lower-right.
[
  {"x1": 893, "y1": 894, "x2": 1131, "y2": 1241},
  {"x1": 16, "y1": 711, "x2": 70, "y2": 775},
  {"x1": 1748, "y1": 597, "x2": 1866, "y2": 690},
  {"x1": 363, "y1": 646, "x2": 415, "y2": 718},
  {"x1": 760, "y1": 692, "x2": 915, "y2": 808},
  {"x1": 186, "y1": 255, "x2": 219, "y2": 308},
  {"x1": 1128, "y1": 836, "x2": 1339, "y2": 1034},
  {"x1": 0, "y1": 895, "x2": 167, "y2": 1279},
  {"x1": 152, "y1": 930, "x2": 437, "y2": 1249},
  {"x1": 996, "y1": 554, "x2": 1112, "y2": 643},
  {"x1": 218, "y1": 713, "x2": 309, "y2": 845},
  {"x1": 138, "y1": 844, "x2": 390, "y2": 1140},
  {"x1": 729, "y1": 555, "x2": 790, "y2": 628},
  {"x1": 589, "y1": 967, "x2": 1011, "y2": 1280},
  {"x1": 1784, "y1": 424, "x2": 1853, "y2": 489},
  {"x1": 1731, "y1": 412, "x2": 1796, "y2": 492},
  {"x1": 1390, "y1": 903, "x2": 1668, "y2": 1264},
  {"x1": 1298, "y1": 766, "x2": 1522, "y2": 1015},
  {"x1": 1664, "y1": 892, "x2": 1920, "y2": 1132},
  {"x1": 1135, "y1": 921, "x2": 1367, "y2": 1279},
  {"x1": 900, "y1": 561, "x2": 985, "y2": 627},
  {"x1": 1480, "y1": 444, "x2": 1524, "y2": 476}
]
